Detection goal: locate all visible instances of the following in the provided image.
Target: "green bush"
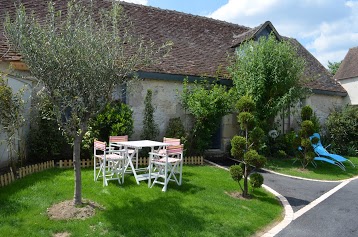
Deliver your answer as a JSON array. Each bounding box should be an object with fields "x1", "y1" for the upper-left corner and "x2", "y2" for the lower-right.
[
  {"x1": 277, "y1": 150, "x2": 287, "y2": 159},
  {"x1": 141, "y1": 89, "x2": 159, "y2": 140},
  {"x1": 81, "y1": 101, "x2": 133, "y2": 158},
  {"x1": 230, "y1": 165, "x2": 243, "y2": 182},
  {"x1": 249, "y1": 173, "x2": 264, "y2": 189},
  {"x1": 244, "y1": 150, "x2": 266, "y2": 169},
  {"x1": 231, "y1": 136, "x2": 247, "y2": 159},
  {"x1": 301, "y1": 105, "x2": 313, "y2": 121},
  {"x1": 27, "y1": 102, "x2": 71, "y2": 162},
  {"x1": 326, "y1": 105, "x2": 358, "y2": 156},
  {"x1": 165, "y1": 117, "x2": 186, "y2": 139}
]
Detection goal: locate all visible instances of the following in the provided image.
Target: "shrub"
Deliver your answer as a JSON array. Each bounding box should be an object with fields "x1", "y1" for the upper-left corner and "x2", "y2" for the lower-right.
[
  {"x1": 165, "y1": 117, "x2": 186, "y2": 139},
  {"x1": 301, "y1": 105, "x2": 313, "y2": 121},
  {"x1": 277, "y1": 150, "x2": 287, "y2": 159},
  {"x1": 181, "y1": 78, "x2": 234, "y2": 155},
  {"x1": 230, "y1": 95, "x2": 266, "y2": 197},
  {"x1": 230, "y1": 165, "x2": 243, "y2": 182},
  {"x1": 249, "y1": 173, "x2": 264, "y2": 189},
  {"x1": 141, "y1": 89, "x2": 159, "y2": 140},
  {"x1": 244, "y1": 150, "x2": 266, "y2": 169},
  {"x1": 326, "y1": 105, "x2": 358, "y2": 156},
  {"x1": 230, "y1": 136, "x2": 247, "y2": 159},
  {"x1": 81, "y1": 101, "x2": 133, "y2": 158},
  {"x1": 27, "y1": 101, "x2": 71, "y2": 162}
]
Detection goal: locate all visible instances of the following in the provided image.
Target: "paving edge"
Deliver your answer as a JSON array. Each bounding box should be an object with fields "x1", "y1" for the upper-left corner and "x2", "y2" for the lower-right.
[
  {"x1": 261, "y1": 168, "x2": 342, "y2": 183},
  {"x1": 204, "y1": 159, "x2": 294, "y2": 237}
]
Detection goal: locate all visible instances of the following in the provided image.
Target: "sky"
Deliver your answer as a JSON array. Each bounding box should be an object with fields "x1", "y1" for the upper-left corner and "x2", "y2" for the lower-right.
[{"x1": 122, "y1": 0, "x2": 358, "y2": 68}]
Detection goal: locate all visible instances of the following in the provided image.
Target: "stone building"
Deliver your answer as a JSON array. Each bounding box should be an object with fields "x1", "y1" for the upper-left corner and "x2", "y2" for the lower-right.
[
  {"x1": 334, "y1": 46, "x2": 358, "y2": 106},
  {"x1": 0, "y1": 0, "x2": 348, "y2": 166}
]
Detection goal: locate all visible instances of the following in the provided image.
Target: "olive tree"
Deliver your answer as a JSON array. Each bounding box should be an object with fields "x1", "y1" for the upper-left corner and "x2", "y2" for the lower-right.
[
  {"x1": 5, "y1": 0, "x2": 170, "y2": 205},
  {"x1": 229, "y1": 34, "x2": 308, "y2": 130}
]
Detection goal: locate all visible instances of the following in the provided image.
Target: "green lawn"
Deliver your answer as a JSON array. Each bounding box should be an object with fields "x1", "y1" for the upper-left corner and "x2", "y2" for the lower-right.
[
  {"x1": 265, "y1": 156, "x2": 358, "y2": 180},
  {"x1": 0, "y1": 165, "x2": 282, "y2": 237}
]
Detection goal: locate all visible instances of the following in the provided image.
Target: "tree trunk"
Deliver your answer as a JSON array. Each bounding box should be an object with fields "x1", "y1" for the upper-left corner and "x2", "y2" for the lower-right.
[
  {"x1": 73, "y1": 135, "x2": 82, "y2": 205},
  {"x1": 243, "y1": 164, "x2": 248, "y2": 197}
]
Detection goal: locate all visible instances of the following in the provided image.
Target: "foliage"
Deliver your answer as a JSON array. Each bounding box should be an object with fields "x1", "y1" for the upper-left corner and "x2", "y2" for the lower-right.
[
  {"x1": 244, "y1": 149, "x2": 266, "y2": 169},
  {"x1": 230, "y1": 96, "x2": 265, "y2": 197},
  {"x1": 249, "y1": 173, "x2": 264, "y2": 189},
  {"x1": 301, "y1": 105, "x2": 313, "y2": 121},
  {"x1": 141, "y1": 89, "x2": 159, "y2": 140},
  {"x1": 0, "y1": 72, "x2": 26, "y2": 167},
  {"x1": 230, "y1": 136, "x2": 247, "y2": 160},
  {"x1": 4, "y1": 0, "x2": 170, "y2": 205},
  {"x1": 181, "y1": 78, "x2": 234, "y2": 155},
  {"x1": 300, "y1": 105, "x2": 320, "y2": 132},
  {"x1": 295, "y1": 105, "x2": 317, "y2": 168},
  {"x1": 327, "y1": 61, "x2": 342, "y2": 76},
  {"x1": 27, "y1": 99, "x2": 71, "y2": 162},
  {"x1": 326, "y1": 105, "x2": 358, "y2": 156},
  {"x1": 82, "y1": 101, "x2": 133, "y2": 158},
  {"x1": 165, "y1": 117, "x2": 186, "y2": 139},
  {"x1": 229, "y1": 33, "x2": 308, "y2": 129}
]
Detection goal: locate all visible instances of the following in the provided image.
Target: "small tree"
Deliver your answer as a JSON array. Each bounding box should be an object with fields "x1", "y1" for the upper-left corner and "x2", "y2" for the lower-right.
[
  {"x1": 230, "y1": 95, "x2": 266, "y2": 198},
  {"x1": 141, "y1": 89, "x2": 159, "y2": 140},
  {"x1": 229, "y1": 33, "x2": 308, "y2": 130},
  {"x1": 181, "y1": 78, "x2": 234, "y2": 155},
  {"x1": 5, "y1": 1, "x2": 170, "y2": 205},
  {"x1": 295, "y1": 105, "x2": 316, "y2": 168}
]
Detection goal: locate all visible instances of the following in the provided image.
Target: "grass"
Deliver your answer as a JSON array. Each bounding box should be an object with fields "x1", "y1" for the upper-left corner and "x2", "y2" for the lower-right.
[
  {"x1": 0, "y1": 165, "x2": 282, "y2": 237},
  {"x1": 265, "y1": 156, "x2": 358, "y2": 180}
]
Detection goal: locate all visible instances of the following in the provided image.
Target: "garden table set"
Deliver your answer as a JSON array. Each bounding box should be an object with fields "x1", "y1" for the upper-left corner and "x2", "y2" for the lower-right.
[{"x1": 94, "y1": 137, "x2": 183, "y2": 191}]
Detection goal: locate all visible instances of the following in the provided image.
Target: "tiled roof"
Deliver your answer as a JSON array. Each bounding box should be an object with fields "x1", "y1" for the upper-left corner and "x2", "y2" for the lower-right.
[
  {"x1": 0, "y1": 0, "x2": 346, "y2": 95},
  {"x1": 287, "y1": 38, "x2": 346, "y2": 94},
  {"x1": 334, "y1": 47, "x2": 358, "y2": 81}
]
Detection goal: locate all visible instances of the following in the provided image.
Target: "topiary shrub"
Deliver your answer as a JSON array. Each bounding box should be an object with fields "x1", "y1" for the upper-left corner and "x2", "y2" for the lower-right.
[
  {"x1": 230, "y1": 95, "x2": 266, "y2": 197},
  {"x1": 141, "y1": 89, "x2": 159, "y2": 140},
  {"x1": 295, "y1": 105, "x2": 317, "y2": 168},
  {"x1": 249, "y1": 173, "x2": 264, "y2": 189},
  {"x1": 230, "y1": 135, "x2": 247, "y2": 160}
]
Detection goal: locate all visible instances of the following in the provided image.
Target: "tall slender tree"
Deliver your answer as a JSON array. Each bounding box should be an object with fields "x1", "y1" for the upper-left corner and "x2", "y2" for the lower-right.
[
  {"x1": 5, "y1": 0, "x2": 170, "y2": 205},
  {"x1": 229, "y1": 34, "x2": 308, "y2": 130}
]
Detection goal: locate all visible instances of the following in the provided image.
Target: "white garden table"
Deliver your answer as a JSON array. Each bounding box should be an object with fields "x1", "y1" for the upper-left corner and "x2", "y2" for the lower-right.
[{"x1": 113, "y1": 140, "x2": 169, "y2": 184}]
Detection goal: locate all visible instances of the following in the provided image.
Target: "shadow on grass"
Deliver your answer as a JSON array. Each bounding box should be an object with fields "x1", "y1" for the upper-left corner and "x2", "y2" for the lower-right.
[
  {"x1": 251, "y1": 189, "x2": 282, "y2": 207},
  {"x1": 102, "y1": 196, "x2": 206, "y2": 236}
]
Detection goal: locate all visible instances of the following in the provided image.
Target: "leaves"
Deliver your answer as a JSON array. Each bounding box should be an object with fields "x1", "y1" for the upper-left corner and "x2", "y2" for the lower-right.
[
  {"x1": 229, "y1": 33, "x2": 308, "y2": 124},
  {"x1": 181, "y1": 78, "x2": 234, "y2": 154}
]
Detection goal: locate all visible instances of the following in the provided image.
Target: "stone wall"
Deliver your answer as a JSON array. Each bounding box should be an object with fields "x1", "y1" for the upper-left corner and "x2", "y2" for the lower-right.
[
  {"x1": 0, "y1": 62, "x2": 34, "y2": 168},
  {"x1": 338, "y1": 77, "x2": 358, "y2": 105},
  {"x1": 127, "y1": 79, "x2": 191, "y2": 140}
]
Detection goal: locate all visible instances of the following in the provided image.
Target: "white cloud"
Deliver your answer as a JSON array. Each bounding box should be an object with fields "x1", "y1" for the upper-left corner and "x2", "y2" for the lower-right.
[
  {"x1": 208, "y1": 0, "x2": 358, "y2": 67},
  {"x1": 120, "y1": 0, "x2": 148, "y2": 5}
]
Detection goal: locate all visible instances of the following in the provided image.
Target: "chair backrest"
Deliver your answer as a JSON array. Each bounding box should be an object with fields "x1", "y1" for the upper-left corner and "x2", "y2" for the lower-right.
[
  {"x1": 94, "y1": 140, "x2": 106, "y2": 151},
  {"x1": 163, "y1": 137, "x2": 181, "y2": 146},
  {"x1": 109, "y1": 135, "x2": 128, "y2": 143},
  {"x1": 166, "y1": 144, "x2": 183, "y2": 155},
  {"x1": 310, "y1": 133, "x2": 323, "y2": 148}
]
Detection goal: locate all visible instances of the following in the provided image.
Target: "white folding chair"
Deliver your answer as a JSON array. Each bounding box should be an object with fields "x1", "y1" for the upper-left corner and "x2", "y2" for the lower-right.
[
  {"x1": 148, "y1": 144, "x2": 183, "y2": 192},
  {"x1": 93, "y1": 140, "x2": 126, "y2": 186}
]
